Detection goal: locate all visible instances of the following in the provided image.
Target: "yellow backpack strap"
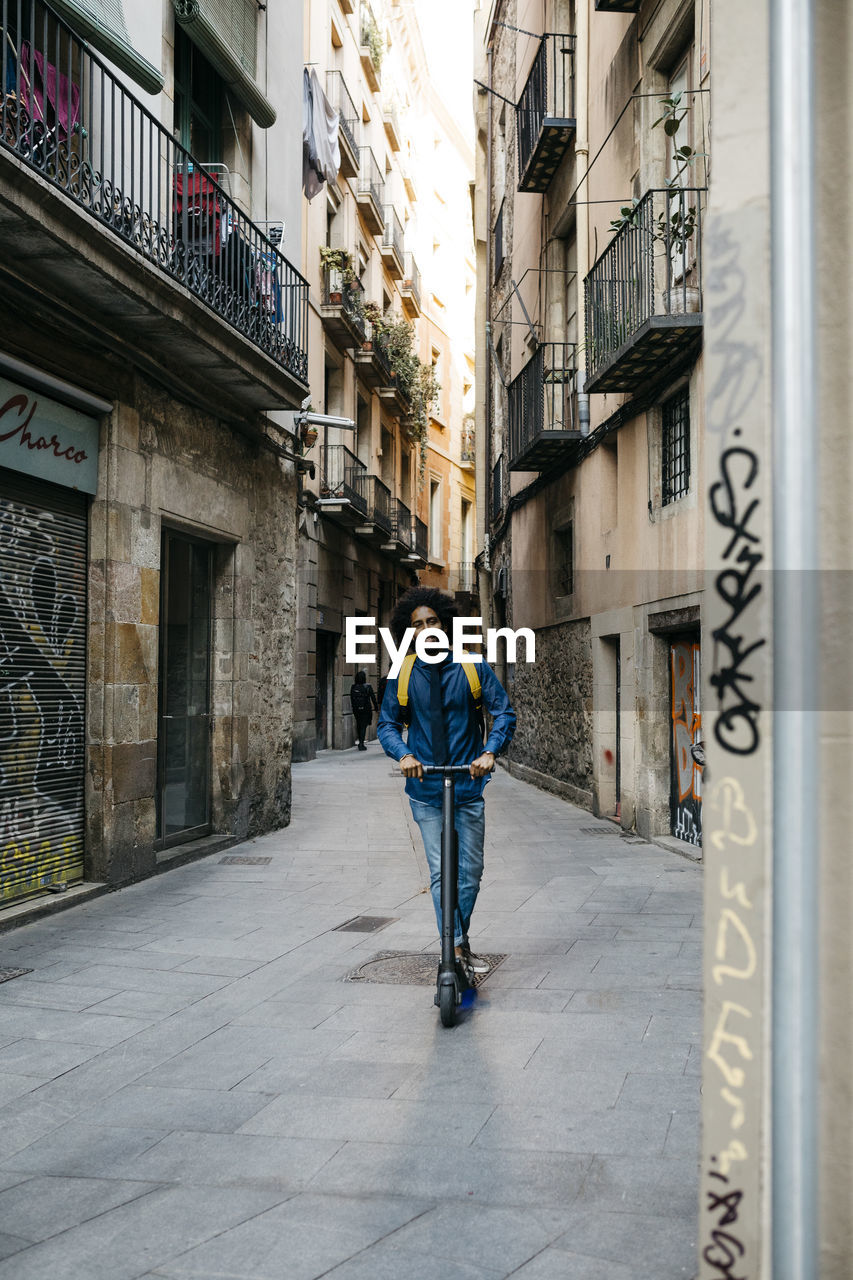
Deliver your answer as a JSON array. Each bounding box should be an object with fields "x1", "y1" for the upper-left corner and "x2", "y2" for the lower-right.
[
  {"x1": 462, "y1": 662, "x2": 482, "y2": 709},
  {"x1": 396, "y1": 653, "x2": 417, "y2": 711}
]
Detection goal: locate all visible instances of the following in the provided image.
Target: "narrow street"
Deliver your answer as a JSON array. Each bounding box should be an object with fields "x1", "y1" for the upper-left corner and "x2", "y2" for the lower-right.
[{"x1": 0, "y1": 750, "x2": 701, "y2": 1279}]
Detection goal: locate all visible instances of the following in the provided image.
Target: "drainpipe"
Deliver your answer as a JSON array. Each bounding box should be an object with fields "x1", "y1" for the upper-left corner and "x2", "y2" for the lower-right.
[
  {"x1": 483, "y1": 40, "x2": 494, "y2": 576},
  {"x1": 575, "y1": 0, "x2": 590, "y2": 436},
  {"x1": 770, "y1": 0, "x2": 819, "y2": 1275}
]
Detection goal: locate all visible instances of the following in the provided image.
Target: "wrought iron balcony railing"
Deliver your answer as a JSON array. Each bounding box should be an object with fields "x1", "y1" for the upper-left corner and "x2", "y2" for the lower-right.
[
  {"x1": 414, "y1": 517, "x2": 428, "y2": 560},
  {"x1": 392, "y1": 498, "x2": 412, "y2": 549},
  {"x1": 400, "y1": 252, "x2": 421, "y2": 317},
  {"x1": 584, "y1": 187, "x2": 703, "y2": 393},
  {"x1": 508, "y1": 343, "x2": 581, "y2": 472},
  {"x1": 450, "y1": 563, "x2": 476, "y2": 593},
  {"x1": 319, "y1": 444, "x2": 367, "y2": 513},
  {"x1": 381, "y1": 205, "x2": 404, "y2": 270},
  {"x1": 325, "y1": 70, "x2": 359, "y2": 162},
  {"x1": 493, "y1": 200, "x2": 505, "y2": 280},
  {"x1": 0, "y1": 1, "x2": 309, "y2": 385},
  {"x1": 322, "y1": 267, "x2": 367, "y2": 344},
  {"x1": 461, "y1": 422, "x2": 475, "y2": 463},
  {"x1": 516, "y1": 33, "x2": 577, "y2": 192},
  {"x1": 363, "y1": 474, "x2": 393, "y2": 533}
]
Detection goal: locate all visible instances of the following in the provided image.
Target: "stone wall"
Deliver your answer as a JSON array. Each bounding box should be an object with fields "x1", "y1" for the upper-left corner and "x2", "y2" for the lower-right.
[
  {"x1": 87, "y1": 374, "x2": 298, "y2": 886},
  {"x1": 507, "y1": 619, "x2": 594, "y2": 808}
]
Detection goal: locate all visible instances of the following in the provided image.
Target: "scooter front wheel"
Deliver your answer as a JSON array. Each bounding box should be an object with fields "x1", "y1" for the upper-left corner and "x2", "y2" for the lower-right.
[{"x1": 439, "y1": 981, "x2": 457, "y2": 1027}]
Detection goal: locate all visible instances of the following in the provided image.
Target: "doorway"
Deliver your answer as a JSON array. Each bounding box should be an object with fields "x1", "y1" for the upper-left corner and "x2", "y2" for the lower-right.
[
  {"x1": 669, "y1": 635, "x2": 702, "y2": 846},
  {"x1": 157, "y1": 531, "x2": 213, "y2": 846},
  {"x1": 315, "y1": 630, "x2": 338, "y2": 751}
]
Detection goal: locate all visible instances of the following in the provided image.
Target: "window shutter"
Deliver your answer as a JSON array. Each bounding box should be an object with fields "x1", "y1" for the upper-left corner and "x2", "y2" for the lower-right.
[
  {"x1": 173, "y1": 0, "x2": 277, "y2": 129},
  {"x1": 50, "y1": 0, "x2": 164, "y2": 94}
]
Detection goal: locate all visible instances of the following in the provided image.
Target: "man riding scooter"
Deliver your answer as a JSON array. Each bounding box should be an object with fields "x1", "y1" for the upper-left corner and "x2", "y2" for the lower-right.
[{"x1": 377, "y1": 587, "x2": 516, "y2": 981}]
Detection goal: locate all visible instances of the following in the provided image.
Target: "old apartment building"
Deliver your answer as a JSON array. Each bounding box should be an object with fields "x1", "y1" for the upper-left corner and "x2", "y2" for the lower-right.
[
  {"x1": 0, "y1": 0, "x2": 310, "y2": 903},
  {"x1": 294, "y1": 0, "x2": 477, "y2": 759},
  {"x1": 474, "y1": 0, "x2": 708, "y2": 849}
]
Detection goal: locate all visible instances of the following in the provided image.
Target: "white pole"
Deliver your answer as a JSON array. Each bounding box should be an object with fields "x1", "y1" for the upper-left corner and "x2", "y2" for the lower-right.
[{"x1": 770, "y1": 0, "x2": 819, "y2": 1275}]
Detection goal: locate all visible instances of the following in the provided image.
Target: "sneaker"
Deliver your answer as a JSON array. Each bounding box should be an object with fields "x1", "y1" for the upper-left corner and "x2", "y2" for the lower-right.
[{"x1": 461, "y1": 946, "x2": 490, "y2": 975}]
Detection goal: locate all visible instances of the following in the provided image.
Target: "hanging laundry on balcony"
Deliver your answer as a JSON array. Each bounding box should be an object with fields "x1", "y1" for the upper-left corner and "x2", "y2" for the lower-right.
[
  {"x1": 174, "y1": 169, "x2": 223, "y2": 257},
  {"x1": 302, "y1": 66, "x2": 340, "y2": 200},
  {"x1": 19, "y1": 41, "x2": 81, "y2": 135}
]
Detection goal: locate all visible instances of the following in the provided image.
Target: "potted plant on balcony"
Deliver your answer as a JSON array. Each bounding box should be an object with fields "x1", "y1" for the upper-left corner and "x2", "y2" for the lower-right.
[
  {"x1": 608, "y1": 92, "x2": 704, "y2": 315},
  {"x1": 319, "y1": 246, "x2": 355, "y2": 303}
]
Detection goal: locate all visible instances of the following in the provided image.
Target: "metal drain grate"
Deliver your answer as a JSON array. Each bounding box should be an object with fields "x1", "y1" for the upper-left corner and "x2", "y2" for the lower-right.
[
  {"x1": 347, "y1": 950, "x2": 507, "y2": 987},
  {"x1": 334, "y1": 915, "x2": 396, "y2": 933},
  {"x1": 0, "y1": 968, "x2": 33, "y2": 984},
  {"x1": 578, "y1": 827, "x2": 618, "y2": 837},
  {"x1": 219, "y1": 856, "x2": 272, "y2": 865}
]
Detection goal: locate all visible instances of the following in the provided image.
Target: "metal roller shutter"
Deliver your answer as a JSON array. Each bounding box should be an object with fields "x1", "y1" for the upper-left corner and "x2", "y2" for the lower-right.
[{"x1": 0, "y1": 472, "x2": 87, "y2": 903}]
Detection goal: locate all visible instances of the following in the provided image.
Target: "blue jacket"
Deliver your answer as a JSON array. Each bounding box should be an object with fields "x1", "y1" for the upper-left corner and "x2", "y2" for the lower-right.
[{"x1": 377, "y1": 657, "x2": 516, "y2": 806}]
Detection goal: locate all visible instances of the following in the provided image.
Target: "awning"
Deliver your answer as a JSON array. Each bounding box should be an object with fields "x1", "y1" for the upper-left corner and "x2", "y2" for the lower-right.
[
  {"x1": 173, "y1": 0, "x2": 277, "y2": 129},
  {"x1": 50, "y1": 0, "x2": 164, "y2": 95}
]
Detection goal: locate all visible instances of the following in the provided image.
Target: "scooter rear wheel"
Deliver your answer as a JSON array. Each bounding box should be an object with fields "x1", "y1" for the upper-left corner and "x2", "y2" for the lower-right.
[{"x1": 439, "y1": 982, "x2": 456, "y2": 1027}]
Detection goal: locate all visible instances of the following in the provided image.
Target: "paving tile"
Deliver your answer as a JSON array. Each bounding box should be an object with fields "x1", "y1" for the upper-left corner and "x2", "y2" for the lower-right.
[
  {"x1": 235, "y1": 1057, "x2": 419, "y2": 1099},
  {"x1": 146, "y1": 1191, "x2": 431, "y2": 1280},
  {"x1": 0, "y1": 1174, "x2": 157, "y2": 1243},
  {"x1": 74, "y1": 1084, "x2": 274, "y2": 1133},
  {"x1": 0, "y1": 1184, "x2": 286, "y2": 1280},
  {"x1": 238, "y1": 1094, "x2": 494, "y2": 1147},
  {"x1": 551, "y1": 1207, "x2": 698, "y2": 1276},
  {"x1": 3, "y1": 1123, "x2": 168, "y2": 1177},
  {"x1": 116, "y1": 1129, "x2": 343, "y2": 1189},
  {"x1": 473, "y1": 1103, "x2": 673, "y2": 1156}
]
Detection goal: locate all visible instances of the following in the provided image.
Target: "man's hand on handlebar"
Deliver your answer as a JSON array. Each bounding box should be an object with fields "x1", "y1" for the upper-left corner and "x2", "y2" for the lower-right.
[
  {"x1": 469, "y1": 751, "x2": 495, "y2": 778},
  {"x1": 398, "y1": 754, "x2": 423, "y2": 779}
]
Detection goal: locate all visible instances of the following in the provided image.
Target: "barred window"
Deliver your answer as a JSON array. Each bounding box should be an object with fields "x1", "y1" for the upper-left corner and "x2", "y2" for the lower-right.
[{"x1": 662, "y1": 389, "x2": 690, "y2": 505}]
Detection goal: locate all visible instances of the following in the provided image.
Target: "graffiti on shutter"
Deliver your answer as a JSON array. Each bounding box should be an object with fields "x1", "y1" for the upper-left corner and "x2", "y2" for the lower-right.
[
  {"x1": 0, "y1": 478, "x2": 87, "y2": 901},
  {"x1": 671, "y1": 638, "x2": 702, "y2": 847}
]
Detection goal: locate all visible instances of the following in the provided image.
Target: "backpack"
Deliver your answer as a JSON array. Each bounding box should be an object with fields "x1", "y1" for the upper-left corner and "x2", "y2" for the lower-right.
[{"x1": 396, "y1": 654, "x2": 483, "y2": 734}]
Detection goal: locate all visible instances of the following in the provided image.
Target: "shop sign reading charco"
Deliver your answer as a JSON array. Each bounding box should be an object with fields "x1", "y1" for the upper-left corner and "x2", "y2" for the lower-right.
[{"x1": 0, "y1": 375, "x2": 100, "y2": 495}]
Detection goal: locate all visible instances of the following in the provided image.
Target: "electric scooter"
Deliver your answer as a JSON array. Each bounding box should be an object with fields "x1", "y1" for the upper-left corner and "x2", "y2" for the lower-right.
[{"x1": 422, "y1": 763, "x2": 476, "y2": 1027}]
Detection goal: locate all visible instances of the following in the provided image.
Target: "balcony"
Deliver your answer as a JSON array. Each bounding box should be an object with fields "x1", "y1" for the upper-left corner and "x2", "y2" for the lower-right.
[
  {"x1": 414, "y1": 517, "x2": 428, "y2": 561},
  {"x1": 360, "y1": 3, "x2": 382, "y2": 94},
  {"x1": 400, "y1": 253, "x2": 421, "y2": 318},
  {"x1": 516, "y1": 34, "x2": 577, "y2": 193},
  {"x1": 325, "y1": 71, "x2": 359, "y2": 178},
  {"x1": 317, "y1": 444, "x2": 368, "y2": 527},
  {"x1": 389, "y1": 498, "x2": 413, "y2": 553},
  {"x1": 594, "y1": 1, "x2": 641, "y2": 10},
  {"x1": 450, "y1": 563, "x2": 477, "y2": 596},
  {"x1": 584, "y1": 188, "x2": 703, "y2": 393},
  {"x1": 380, "y1": 206, "x2": 405, "y2": 278},
  {"x1": 0, "y1": 3, "x2": 309, "y2": 416},
  {"x1": 320, "y1": 268, "x2": 367, "y2": 350},
  {"x1": 383, "y1": 102, "x2": 402, "y2": 152},
  {"x1": 353, "y1": 325, "x2": 394, "y2": 390},
  {"x1": 356, "y1": 147, "x2": 385, "y2": 234},
  {"x1": 508, "y1": 343, "x2": 582, "y2": 472},
  {"x1": 460, "y1": 421, "x2": 475, "y2": 470},
  {"x1": 354, "y1": 474, "x2": 394, "y2": 541}
]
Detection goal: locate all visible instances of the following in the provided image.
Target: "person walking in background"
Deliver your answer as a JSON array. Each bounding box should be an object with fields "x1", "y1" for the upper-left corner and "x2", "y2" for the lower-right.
[
  {"x1": 377, "y1": 586, "x2": 516, "y2": 979},
  {"x1": 349, "y1": 670, "x2": 379, "y2": 750}
]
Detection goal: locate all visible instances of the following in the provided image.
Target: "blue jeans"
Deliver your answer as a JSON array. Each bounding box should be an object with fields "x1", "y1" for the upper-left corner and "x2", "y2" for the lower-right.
[{"x1": 410, "y1": 797, "x2": 486, "y2": 946}]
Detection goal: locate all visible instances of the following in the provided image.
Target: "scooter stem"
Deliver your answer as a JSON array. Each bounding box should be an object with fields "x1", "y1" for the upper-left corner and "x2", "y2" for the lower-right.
[{"x1": 439, "y1": 774, "x2": 457, "y2": 979}]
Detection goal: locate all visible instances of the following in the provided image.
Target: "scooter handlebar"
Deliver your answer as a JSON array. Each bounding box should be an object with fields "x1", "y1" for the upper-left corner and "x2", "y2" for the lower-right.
[{"x1": 420, "y1": 763, "x2": 493, "y2": 776}]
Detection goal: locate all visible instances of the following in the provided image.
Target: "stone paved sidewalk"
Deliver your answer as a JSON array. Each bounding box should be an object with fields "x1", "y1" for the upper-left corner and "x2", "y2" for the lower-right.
[{"x1": 0, "y1": 746, "x2": 702, "y2": 1279}]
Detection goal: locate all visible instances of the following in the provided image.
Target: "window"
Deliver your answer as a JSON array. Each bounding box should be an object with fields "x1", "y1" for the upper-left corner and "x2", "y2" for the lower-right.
[
  {"x1": 554, "y1": 523, "x2": 574, "y2": 597},
  {"x1": 493, "y1": 200, "x2": 505, "y2": 280},
  {"x1": 429, "y1": 480, "x2": 442, "y2": 559},
  {"x1": 662, "y1": 388, "x2": 690, "y2": 505},
  {"x1": 174, "y1": 27, "x2": 222, "y2": 161}
]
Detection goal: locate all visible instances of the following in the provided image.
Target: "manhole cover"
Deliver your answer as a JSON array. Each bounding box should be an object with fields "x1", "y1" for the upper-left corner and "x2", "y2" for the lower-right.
[
  {"x1": 334, "y1": 915, "x2": 396, "y2": 933},
  {"x1": 579, "y1": 827, "x2": 618, "y2": 837},
  {"x1": 219, "y1": 856, "x2": 272, "y2": 865},
  {"x1": 0, "y1": 968, "x2": 33, "y2": 984},
  {"x1": 346, "y1": 950, "x2": 507, "y2": 987}
]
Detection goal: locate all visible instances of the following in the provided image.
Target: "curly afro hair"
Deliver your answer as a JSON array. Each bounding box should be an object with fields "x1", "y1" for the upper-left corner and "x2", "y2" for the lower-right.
[{"x1": 389, "y1": 585, "x2": 458, "y2": 645}]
